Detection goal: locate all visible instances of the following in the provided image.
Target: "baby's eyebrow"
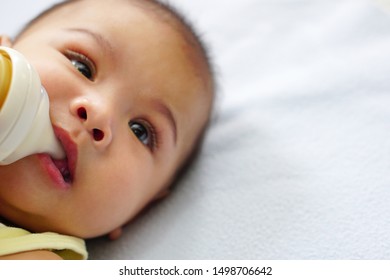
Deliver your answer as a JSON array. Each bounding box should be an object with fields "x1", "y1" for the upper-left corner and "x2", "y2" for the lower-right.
[
  {"x1": 151, "y1": 99, "x2": 177, "y2": 146},
  {"x1": 64, "y1": 28, "x2": 114, "y2": 57}
]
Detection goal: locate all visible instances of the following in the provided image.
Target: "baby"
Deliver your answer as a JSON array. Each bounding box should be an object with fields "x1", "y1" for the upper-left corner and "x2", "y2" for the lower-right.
[{"x1": 0, "y1": 0, "x2": 214, "y2": 259}]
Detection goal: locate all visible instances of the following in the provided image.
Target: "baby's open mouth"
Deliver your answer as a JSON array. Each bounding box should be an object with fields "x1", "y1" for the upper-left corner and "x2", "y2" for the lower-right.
[
  {"x1": 51, "y1": 126, "x2": 77, "y2": 185},
  {"x1": 53, "y1": 158, "x2": 72, "y2": 183},
  {"x1": 38, "y1": 127, "x2": 77, "y2": 189}
]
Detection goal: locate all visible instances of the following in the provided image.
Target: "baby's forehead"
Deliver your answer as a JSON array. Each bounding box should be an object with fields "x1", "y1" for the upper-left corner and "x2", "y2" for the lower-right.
[
  {"x1": 71, "y1": 0, "x2": 212, "y2": 86},
  {"x1": 22, "y1": 0, "x2": 213, "y2": 104},
  {"x1": 33, "y1": 0, "x2": 211, "y2": 80}
]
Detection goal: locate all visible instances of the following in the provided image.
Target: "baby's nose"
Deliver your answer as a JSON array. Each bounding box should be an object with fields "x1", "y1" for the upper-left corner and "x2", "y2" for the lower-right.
[
  {"x1": 76, "y1": 106, "x2": 105, "y2": 141},
  {"x1": 70, "y1": 97, "x2": 113, "y2": 148}
]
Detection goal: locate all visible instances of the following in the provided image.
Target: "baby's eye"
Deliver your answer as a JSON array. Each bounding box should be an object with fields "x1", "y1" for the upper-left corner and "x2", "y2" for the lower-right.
[
  {"x1": 129, "y1": 121, "x2": 155, "y2": 148},
  {"x1": 65, "y1": 50, "x2": 96, "y2": 81},
  {"x1": 71, "y1": 60, "x2": 92, "y2": 79}
]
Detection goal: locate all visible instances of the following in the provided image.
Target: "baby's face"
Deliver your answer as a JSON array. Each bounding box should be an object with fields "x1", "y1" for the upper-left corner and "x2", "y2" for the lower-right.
[{"x1": 0, "y1": 0, "x2": 211, "y2": 238}]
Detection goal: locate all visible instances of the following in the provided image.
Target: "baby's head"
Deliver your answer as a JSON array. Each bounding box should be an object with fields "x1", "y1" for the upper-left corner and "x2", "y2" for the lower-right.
[{"x1": 0, "y1": 0, "x2": 214, "y2": 239}]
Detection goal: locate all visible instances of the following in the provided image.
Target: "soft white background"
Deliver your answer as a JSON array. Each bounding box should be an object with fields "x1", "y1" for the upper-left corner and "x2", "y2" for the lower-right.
[{"x1": 2, "y1": 0, "x2": 390, "y2": 259}]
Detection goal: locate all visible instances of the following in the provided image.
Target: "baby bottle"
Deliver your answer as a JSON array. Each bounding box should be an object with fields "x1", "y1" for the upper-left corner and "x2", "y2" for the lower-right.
[{"x1": 0, "y1": 46, "x2": 65, "y2": 165}]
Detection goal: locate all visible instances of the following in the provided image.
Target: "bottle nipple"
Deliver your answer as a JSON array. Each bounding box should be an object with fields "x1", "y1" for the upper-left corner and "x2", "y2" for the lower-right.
[{"x1": 0, "y1": 47, "x2": 65, "y2": 165}]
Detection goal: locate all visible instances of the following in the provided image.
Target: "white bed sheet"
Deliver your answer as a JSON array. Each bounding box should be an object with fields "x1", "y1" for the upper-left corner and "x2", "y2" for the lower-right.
[{"x1": 2, "y1": 0, "x2": 390, "y2": 259}]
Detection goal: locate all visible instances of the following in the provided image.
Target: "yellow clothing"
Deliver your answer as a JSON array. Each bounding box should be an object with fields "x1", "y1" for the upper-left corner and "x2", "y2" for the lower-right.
[{"x1": 0, "y1": 223, "x2": 87, "y2": 260}]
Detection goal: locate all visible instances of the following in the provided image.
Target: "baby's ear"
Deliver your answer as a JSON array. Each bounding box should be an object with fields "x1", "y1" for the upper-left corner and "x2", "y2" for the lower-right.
[
  {"x1": 154, "y1": 188, "x2": 170, "y2": 201},
  {"x1": 0, "y1": 35, "x2": 12, "y2": 47},
  {"x1": 108, "y1": 227, "x2": 123, "y2": 241}
]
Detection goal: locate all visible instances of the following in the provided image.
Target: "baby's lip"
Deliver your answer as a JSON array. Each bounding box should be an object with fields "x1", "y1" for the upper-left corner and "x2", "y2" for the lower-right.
[{"x1": 52, "y1": 126, "x2": 78, "y2": 185}]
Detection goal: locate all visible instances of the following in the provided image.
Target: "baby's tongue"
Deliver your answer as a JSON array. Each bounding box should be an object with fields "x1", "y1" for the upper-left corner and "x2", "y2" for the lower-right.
[{"x1": 53, "y1": 158, "x2": 71, "y2": 182}]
